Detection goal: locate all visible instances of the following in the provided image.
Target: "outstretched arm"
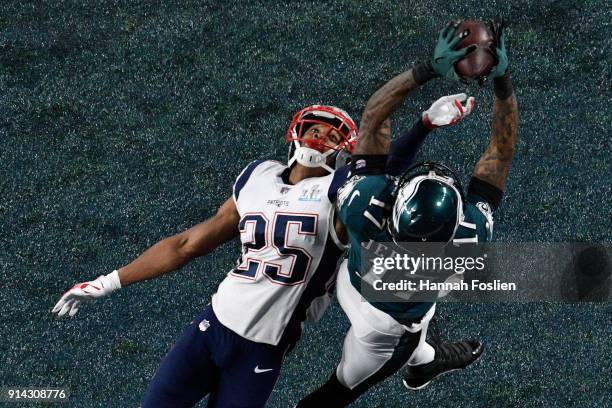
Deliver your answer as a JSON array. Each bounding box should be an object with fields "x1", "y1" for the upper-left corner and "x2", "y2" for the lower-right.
[
  {"x1": 52, "y1": 198, "x2": 240, "y2": 316},
  {"x1": 339, "y1": 69, "x2": 425, "y2": 244},
  {"x1": 472, "y1": 88, "x2": 518, "y2": 191},
  {"x1": 119, "y1": 197, "x2": 240, "y2": 286},
  {"x1": 472, "y1": 19, "x2": 518, "y2": 192},
  {"x1": 354, "y1": 70, "x2": 422, "y2": 156}
]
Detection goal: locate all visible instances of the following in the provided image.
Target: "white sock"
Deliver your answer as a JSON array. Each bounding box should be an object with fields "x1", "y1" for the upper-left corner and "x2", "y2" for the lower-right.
[{"x1": 408, "y1": 341, "x2": 435, "y2": 365}]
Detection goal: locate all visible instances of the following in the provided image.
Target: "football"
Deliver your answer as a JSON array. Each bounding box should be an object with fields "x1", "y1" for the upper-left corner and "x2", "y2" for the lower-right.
[{"x1": 454, "y1": 20, "x2": 497, "y2": 82}]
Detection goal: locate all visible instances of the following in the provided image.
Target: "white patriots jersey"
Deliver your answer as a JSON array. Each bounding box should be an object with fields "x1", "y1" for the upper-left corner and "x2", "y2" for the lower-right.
[{"x1": 212, "y1": 160, "x2": 349, "y2": 346}]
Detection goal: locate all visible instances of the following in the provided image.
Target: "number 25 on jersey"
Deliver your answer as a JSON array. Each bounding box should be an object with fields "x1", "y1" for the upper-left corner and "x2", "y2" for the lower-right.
[{"x1": 232, "y1": 212, "x2": 318, "y2": 286}]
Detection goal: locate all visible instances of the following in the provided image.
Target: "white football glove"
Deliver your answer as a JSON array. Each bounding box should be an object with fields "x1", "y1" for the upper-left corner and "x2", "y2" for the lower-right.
[
  {"x1": 422, "y1": 93, "x2": 475, "y2": 129},
  {"x1": 52, "y1": 270, "x2": 121, "y2": 317}
]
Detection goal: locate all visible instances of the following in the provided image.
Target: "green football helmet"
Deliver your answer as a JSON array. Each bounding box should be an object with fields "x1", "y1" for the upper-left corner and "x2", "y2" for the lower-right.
[{"x1": 389, "y1": 162, "x2": 465, "y2": 243}]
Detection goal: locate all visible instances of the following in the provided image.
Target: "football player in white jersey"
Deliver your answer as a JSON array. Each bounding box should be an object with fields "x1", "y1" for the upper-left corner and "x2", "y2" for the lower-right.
[{"x1": 51, "y1": 103, "x2": 359, "y2": 407}]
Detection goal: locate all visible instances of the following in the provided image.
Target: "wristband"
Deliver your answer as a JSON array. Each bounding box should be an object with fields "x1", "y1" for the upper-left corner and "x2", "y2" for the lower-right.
[
  {"x1": 413, "y1": 62, "x2": 440, "y2": 85},
  {"x1": 493, "y1": 71, "x2": 513, "y2": 100}
]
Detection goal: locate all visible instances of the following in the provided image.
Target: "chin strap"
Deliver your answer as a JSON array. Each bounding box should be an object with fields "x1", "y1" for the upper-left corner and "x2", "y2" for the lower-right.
[{"x1": 288, "y1": 141, "x2": 335, "y2": 173}]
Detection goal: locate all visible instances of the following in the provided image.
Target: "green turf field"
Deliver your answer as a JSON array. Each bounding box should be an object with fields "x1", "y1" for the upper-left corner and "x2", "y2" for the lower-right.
[{"x1": 1, "y1": 0, "x2": 610, "y2": 406}]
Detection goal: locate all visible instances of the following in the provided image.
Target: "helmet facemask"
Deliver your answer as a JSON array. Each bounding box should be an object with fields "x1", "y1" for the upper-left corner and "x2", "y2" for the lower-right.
[{"x1": 287, "y1": 105, "x2": 358, "y2": 173}]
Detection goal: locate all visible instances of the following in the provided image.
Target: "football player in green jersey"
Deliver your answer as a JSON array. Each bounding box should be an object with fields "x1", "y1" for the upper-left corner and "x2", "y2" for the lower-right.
[{"x1": 298, "y1": 18, "x2": 518, "y2": 406}]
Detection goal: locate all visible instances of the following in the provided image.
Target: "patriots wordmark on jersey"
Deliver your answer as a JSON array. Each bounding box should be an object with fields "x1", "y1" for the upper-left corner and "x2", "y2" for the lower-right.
[
  {"x1": 212, "y1": 159, "x2": 350, "y2": 345},
  {"x1": 142, "y1": 105, "x2": 360, "y2": 407}
]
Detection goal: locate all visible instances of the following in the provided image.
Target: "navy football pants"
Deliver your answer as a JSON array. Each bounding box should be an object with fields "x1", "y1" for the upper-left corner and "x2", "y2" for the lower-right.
[{"x1": 142, "y1": 305, "x2": 289, "y2": 408}]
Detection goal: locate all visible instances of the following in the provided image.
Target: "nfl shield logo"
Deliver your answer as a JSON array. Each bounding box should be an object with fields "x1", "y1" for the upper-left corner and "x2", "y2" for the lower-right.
[{"x1": 198, "y1": 319, "x2": 210, "y2": 332}]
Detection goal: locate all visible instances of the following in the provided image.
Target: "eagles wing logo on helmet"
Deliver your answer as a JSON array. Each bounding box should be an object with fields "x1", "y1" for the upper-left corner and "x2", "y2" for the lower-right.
[{"x1": 286, "y1": 105, "x2": 358, "y2": 173}]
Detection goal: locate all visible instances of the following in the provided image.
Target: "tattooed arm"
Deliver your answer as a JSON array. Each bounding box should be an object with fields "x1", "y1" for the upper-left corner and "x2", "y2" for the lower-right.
[
  {"x1": 472, "y1": 89, "x2": 519, "y2": 191},
  {"x1": 354, "y1": 70, "x2": 421, "y2": 155},
  {"x1": 472, "y1": 17, "x2": 518, "y2": 192}
]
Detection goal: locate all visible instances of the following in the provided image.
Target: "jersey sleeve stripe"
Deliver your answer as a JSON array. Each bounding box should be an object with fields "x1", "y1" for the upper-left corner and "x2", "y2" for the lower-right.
[{"x1": 233, "y1": 160, "x2": 265, "y2": 201}]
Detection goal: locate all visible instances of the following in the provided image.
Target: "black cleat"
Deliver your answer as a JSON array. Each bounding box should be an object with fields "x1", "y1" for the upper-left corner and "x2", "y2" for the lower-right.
[{"x1": 403, "y1": 340, "x2": 484, "y2": 390}]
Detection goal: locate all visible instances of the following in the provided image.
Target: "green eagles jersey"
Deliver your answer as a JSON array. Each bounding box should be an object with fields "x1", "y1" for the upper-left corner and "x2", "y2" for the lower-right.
[{"x1": 337, "y1": 174, "x2": 495, "y2": 323}]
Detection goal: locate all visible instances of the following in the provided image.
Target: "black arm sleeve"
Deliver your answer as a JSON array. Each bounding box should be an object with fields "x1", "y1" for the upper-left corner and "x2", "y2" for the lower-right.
[
  {"x1": 351, "y1": 155, "x2": 388, "y2": 175},
  {"x1": 468, "y1": 177, "x2": 504, "y2": 210},
  {"x1": 493, "y1": 71, "x2": 513, "y2": 100},
  {"x1": 385, "y1": 119, "x2": 431, "y2": 176},
  {"x1": 413, "y1": 62, "x2": 440, "y2": 85}
]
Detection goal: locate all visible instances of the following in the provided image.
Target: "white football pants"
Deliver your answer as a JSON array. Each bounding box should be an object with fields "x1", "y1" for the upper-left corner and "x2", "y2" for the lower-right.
[{"x1": 335, "y1": 260, "x2": 436, "y2": 389}]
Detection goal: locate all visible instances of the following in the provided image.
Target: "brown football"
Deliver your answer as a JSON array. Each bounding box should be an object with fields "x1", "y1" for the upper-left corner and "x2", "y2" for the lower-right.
[{"x1": 454, "y1": 20, "x2": 496, "y2": 82}]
